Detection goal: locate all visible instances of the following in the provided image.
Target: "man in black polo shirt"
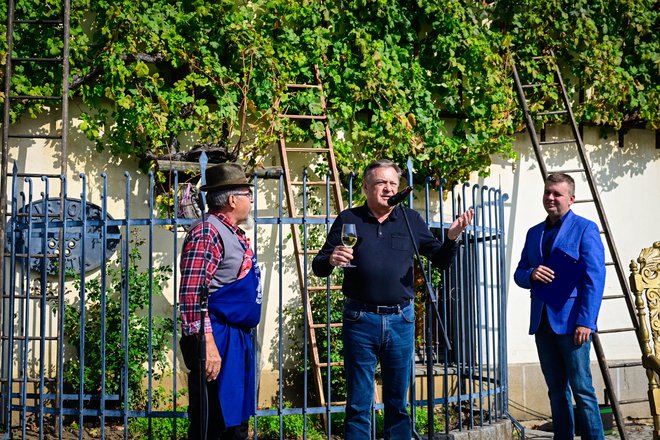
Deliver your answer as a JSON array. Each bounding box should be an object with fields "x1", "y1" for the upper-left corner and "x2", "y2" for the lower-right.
[{"x1": 312, "y1": 159, "x2": 473, "y2": 439}]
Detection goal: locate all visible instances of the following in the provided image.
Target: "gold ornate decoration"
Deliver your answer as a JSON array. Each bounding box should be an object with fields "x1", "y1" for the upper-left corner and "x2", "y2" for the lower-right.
[{"x1": 630, "y1": 241, "x2": 660, "y2": 439}]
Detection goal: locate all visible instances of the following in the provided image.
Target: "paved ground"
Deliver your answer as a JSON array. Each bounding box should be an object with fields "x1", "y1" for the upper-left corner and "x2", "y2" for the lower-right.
[{"x1": 519, "y1": 418, "x2": 655, "y2": 439}]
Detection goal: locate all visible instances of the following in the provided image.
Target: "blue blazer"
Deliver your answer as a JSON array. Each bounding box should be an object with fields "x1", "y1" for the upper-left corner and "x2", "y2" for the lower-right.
[{"x1": 514, "y1": 210, "x2": 605, "y2": 335}]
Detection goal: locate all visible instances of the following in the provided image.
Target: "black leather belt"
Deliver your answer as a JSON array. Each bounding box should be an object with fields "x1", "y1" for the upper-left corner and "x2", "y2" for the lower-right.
[{"x1": 345, "y1": 298, "x2": 411, "y2": 315}]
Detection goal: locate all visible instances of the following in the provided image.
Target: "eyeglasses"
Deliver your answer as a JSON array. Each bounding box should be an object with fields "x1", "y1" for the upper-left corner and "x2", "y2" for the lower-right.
[{"x1": 234, "y1": 191, "x2": 254, "y2": 201}]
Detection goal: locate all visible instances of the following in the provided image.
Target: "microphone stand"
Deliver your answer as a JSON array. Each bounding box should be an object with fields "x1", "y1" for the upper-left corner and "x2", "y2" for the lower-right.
[
  {"x1": 198, "y1": 281, "x2": 209, "y2": 440},
  {"x1": 394, "y1": 202, "x2": 453, "y2": 440},
  {"x1": 197, "y1": 153, "x2": 209, "y2": 440}
]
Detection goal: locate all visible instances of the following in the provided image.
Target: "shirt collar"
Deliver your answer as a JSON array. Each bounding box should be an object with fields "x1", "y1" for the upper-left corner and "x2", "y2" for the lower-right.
[
  {"x1": 362, "y1": 204, "x2": 398, "y2": 222},
  {"x1": 545, "y1": 210, "x2": 571, "y2": 229},
  {"x1": 209, "y1": 211, "x2": 245, "y2": 236}
]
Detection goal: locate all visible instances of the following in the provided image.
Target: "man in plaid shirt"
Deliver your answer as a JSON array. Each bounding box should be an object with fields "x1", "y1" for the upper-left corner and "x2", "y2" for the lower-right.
[{"x1": 179, "y1": 163, "x2": 262, "y2": 440}]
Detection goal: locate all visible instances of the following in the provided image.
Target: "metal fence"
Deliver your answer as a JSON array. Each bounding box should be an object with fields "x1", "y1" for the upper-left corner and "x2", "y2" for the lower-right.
[{"x1": 0, "y1": 161, "x2": 510, "y2": 439}]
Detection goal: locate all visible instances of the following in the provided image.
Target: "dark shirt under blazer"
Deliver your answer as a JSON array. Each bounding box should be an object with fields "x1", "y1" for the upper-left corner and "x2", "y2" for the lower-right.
[{"x1": 312, "y1": 205, "x2": 459, "y2": 306}]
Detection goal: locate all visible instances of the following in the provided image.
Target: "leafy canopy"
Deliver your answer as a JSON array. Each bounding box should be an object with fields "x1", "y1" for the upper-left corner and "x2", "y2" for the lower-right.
[{"x1": 1, "y1": 0, "x2": 657, "y2": 185}]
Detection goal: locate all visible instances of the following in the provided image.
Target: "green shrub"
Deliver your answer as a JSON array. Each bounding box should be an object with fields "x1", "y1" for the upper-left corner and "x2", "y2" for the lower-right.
[
  {"x1": 255, "y1": 409, "x2": 326, "y2": 440},
  {"x1": 370, "y1": 406, "x2": 443, "y2": 437},
  {"x1": 59, "y1": 233, "x2": 173, "y2": 410},
  {"x1": 129, "y1": 410, "x2": 189, "y2": 440},
  {"x1": 413, "y1": 406, "x2": 443, "y2": 435},
  {"x1": 128, "y1": 387, "x2": 189, "y2": 439}
]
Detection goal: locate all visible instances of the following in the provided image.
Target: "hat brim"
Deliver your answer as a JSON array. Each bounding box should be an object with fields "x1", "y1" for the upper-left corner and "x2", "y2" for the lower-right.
[{"x1": 200, "y1": 180, "x2": 250, "y2": 192}]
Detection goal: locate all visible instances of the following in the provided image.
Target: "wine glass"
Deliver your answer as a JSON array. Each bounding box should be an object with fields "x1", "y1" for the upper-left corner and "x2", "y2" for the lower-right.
[{"x1": 341, "y1": 223, "x2": 357, "y2": 267}]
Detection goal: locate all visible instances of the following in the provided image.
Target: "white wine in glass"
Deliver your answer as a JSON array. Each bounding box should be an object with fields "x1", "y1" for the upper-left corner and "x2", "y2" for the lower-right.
[{"x1": 341, "y1": 223, "x2": 357, "y2": 267}]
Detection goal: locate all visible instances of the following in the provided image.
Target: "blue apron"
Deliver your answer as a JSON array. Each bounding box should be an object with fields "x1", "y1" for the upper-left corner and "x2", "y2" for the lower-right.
[{"x1": 208, "y1": 255, "x2": 261, "y2": 428}]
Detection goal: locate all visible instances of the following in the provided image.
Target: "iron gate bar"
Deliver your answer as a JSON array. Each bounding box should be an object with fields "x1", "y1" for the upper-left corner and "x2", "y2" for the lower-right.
[
  {"x1": 146, "y1": 174, "x2": 154, "y2": 437},
  {"x1": 487, "y1": 188, "x2": 497, "y2": 421},
  {"x1": 422, "y1": 176, "x2": 436, "y2": 435},
  {"x1": 473, "y1": 183, "x2": 484, "y2": 428},
  {"x1": 78, "y1": 176, "x2": 88, "y2": 438},
  {"x1": 437, "y1": 178, "x2": 452, "y2": 433},
  {"x1": 171, "y1": 171, "x2": 181, "y2": 439},
  {"x1": 464, "y1": 182, "x2": 475, "y2": 430},
  {"x1": 57, "y1": 179, "x2": 68, "y2": 440},
  {"x1": 16, "y1": 178, "x2": 28, "y2": 440},
  {"x1": 481, "y1": 185, "x2": 492, "y2": 424},
  {"x1": 301, "y1": 171, "x2": 310, "y2": 438},
  {"x1": 498, "y1": 190, "x2": 512, "y2": 420}
]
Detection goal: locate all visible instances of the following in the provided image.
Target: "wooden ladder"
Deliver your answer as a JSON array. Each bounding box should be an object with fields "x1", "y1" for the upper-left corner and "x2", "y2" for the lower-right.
[
  {"x1": 276, "y1": 65, "x2": 345, "y2": 411},
  {"x1": 512, "y1": 49, "x2": 643, "y2": 440}
]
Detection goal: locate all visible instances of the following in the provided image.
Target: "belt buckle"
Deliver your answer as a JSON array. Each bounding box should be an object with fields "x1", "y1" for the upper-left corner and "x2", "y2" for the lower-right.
[{"x1": 376, "y1": 304, "x2": 398, "y2": 314}]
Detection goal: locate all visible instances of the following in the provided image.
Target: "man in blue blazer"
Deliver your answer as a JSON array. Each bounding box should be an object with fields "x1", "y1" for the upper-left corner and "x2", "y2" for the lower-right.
[{"x1": 514, "y1": 173, "x2": 605, "y2": 439}]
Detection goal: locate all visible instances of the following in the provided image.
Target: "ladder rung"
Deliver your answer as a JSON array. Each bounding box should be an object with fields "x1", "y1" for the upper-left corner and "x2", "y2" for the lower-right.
[
  {"x1": 11, "y1": 57, "x2": 63, "y2": 63},
  {"x1": 14, "y1": 19, "x2": 63, "y2": 25},
  {"x1": 299, "y1": 249, "x2": 320, "y2": 255},
  {"x1": 604, "y1": 262, "x2": 615, "y2": 267},
  {"x1": 534, "y1": 110, "x2": 568, "y2": 116},
  {"x1": 608, "y1": 360, "x2": 642, "y2": 369},
  {"x1": 539, "y1": 139, "x2": 577, "y2": 145},
  {"x1": 602, "y1": 294, "x2": 626, "y2": 300},
  {"x1": 547, "y1": 169, "x2": 586, "y2": 174},
  {"x1": 619, "y1": 397, "x2": 649, "y2": 405},
  {"x1": 278, "y1": 114, "x2": 327, "y2": 121},
  {"x1": 329, "y1": 400, "x2": 347, "y2": 405},
  {"x1": 531, "y1": 56, "x2": 547, "y2": 60},
  {"x1": 598, "y1": 327, "x2": 636, "y2": 335},
  {"x1": 286, "y1": 84, "x2": 321, "y2": 90},
  {"x1": 307, "y1": 286, "x2": 342, "y2": 292},
  {"x1": 286, "y1": 148, "x2": 331, "y2": 153},
  {"x1": 9, "y1": 134, "x2": 62, "y2": 140},
  {"x1": 10, "y1": 95, "x2": 62, "y2": 100},
  {"x1": 291, "y1": 181, "x2": 336, "y2": 186},
  {"x1": 572, "y1": 199, "x2": 594, "y2": 204},
  {"x1": 317, "y1": 361, "x2": 343, "y2": 368},
  {"x1": 310, "y1": 323, "x2": 342, "y2": 329}
]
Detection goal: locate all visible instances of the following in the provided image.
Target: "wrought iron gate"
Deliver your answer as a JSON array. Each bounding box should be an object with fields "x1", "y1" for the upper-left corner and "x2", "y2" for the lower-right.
[{"x1": 0, "y1": 164, "x2": 510, "y2": 439}]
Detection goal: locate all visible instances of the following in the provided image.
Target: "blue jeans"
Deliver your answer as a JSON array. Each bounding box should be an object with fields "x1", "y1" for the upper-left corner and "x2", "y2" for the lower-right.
[
  {"x1": 535, "y1": 314, "x2": 604, "y2": 440},
  {"x1": 342, "y1": 301, "x2": 415, "y2": 440}
]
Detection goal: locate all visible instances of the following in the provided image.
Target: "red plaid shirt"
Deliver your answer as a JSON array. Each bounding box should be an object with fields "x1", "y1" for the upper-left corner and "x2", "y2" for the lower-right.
[{"x1": 179, "y1": 212, "x2": 253, "y2": 336}]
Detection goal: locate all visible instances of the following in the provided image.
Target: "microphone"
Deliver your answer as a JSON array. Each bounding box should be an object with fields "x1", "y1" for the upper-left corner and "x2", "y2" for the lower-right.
[{"x1": 387, "y1": 186, "x2": 413, "y2": 207}]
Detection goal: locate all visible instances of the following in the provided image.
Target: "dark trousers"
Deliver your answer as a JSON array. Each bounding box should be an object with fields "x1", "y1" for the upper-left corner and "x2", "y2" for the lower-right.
[
  {"x1": 535, "y1": 312, "x2": 604, "y2": 440},
  {"x1": 180, "y1": 335, "x2": 249, "y2": 440}
]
